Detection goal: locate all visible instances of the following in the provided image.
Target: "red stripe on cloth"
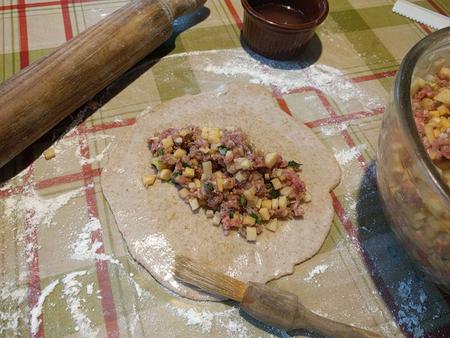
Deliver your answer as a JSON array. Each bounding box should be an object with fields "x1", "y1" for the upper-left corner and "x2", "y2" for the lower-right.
[
  {"x1": 224, "y1": 0, "x2": 243, "y2": 29},
  {"x1": 84, "y1": 118, "x2": 137, "y2": 134},
  {"x1": 17, "y1": 0, "x2": 29, "y2": 69},
  {"x1": 351, "y1": 70, "x2": 397, "y2": 83},
  {"x1": 425, "y1": 0, "x2": 446, "y2": 15},
  {"x1": 0, "y1": 0, "x2": 95, "y2": 11},
  {"x1": 61, "y1": 0, "x2": 73, "y2": 41},
  {"x1": 35, "y1": 168, "x2": 101, "y2": 190},
  {"x1": 77, "y1": 131, "x2": 119, "y2": 338},
  {"x1": 26, "y1": 209, "x2": 45, "y2": 338},
  {"x1": 305, "y1": 107, "x2": 384, "y2": 128}
]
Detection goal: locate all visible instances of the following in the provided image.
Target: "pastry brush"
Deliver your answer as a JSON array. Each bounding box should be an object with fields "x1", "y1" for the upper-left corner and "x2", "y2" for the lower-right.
[{"x1": 174, "y1": 255, "x2": 382, "y2": 338}]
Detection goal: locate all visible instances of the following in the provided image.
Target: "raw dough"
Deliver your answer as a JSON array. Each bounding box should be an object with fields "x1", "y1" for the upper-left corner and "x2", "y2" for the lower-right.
[{"x1": 101, "y1": 83, "x2": 340, "y2": 300}]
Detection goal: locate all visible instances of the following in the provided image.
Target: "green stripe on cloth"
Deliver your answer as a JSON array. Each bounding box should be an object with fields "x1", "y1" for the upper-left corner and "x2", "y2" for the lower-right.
[
  {"x1": 152, "y1": 52, "x2": 201, "y2": 102},
  {"x1": 180, "y1": 24, "x2": 240, "y2": 52},
  {"x1": 357, "y1": 5, "x2": 413, "y2": 28}
]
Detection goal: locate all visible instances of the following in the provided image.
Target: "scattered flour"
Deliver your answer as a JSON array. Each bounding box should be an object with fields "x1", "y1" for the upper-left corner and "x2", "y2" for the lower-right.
[
  {"x1": 182, "y1": 49, "x2": 384, "y2": 111},
  {"x1": 304, "y1": 264, "x2": 329, "y2": 282},
  {"x1": 133, "y1": 233, "x2": 176, "y2": 285},
  {"x1": 70, "y1": 217, "x2": 120, "y2": 265},
  {"x1": 4, "y1": 185, "x2": 85, "y2": 227},
  {"x1": 320, "y1": 123, "x2": 348, "y2": 136},
  {"x1": 168, "y1": 305, "x2": 249, "y2": 338},
  {"x1": 395, "y1": 277, "x2": 428, "y2": 338},
  {"x1": 86, "y1": 283, "x2": 94, "y2": 295},
  {"x1": 0, "y1": 283, "x2": 27, "y2": 336},
  {"x1": 334, "y1": 144, "x2": 368, "y2": 166},
  {"x1": 128, "y1": 304, "x2": 140, "y2": 335},
  {"x1": 62, "y1": 271, "x2": 99, "y2": 337},
  {"x1": 30, "y1": 279, "x2": 59, "y2": 336}
]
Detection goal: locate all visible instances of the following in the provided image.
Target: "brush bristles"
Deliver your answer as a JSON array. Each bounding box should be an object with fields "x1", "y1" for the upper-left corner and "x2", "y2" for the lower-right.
[{"x1": 174, "y1": 255, "x2": 247, "y2": 302}]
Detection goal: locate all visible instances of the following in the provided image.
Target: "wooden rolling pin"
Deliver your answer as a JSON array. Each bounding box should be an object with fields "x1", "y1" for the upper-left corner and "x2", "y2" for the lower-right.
[{"x1": 0, "y1": 0, "x2": 206, "y2": 168}]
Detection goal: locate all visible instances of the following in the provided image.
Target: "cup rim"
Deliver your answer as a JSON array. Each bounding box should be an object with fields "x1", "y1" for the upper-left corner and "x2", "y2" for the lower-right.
[
  {"x1": 395, "y1": 27, "x2": 450, "y2": 201},
  {"x1": 241, "y1": 0, "x2": 329, "y2": 30}
]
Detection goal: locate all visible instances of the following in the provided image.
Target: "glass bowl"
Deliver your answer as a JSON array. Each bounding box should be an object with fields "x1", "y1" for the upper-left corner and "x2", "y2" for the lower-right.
[{"x1": 377, "y1": 27, "x2": 450, "y2": 291}]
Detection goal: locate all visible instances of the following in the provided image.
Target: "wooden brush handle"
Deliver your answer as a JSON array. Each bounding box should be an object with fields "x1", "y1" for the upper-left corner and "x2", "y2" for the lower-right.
[
  {"x1": 0, "y1": 0, "x2": 205, "y2": 168},
  {"x1": 241, "y1": 282, "x2": 382, "y2": 338}
]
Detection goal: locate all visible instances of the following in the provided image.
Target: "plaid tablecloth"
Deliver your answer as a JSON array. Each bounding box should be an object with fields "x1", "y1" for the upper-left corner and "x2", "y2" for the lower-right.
[{"x1": 1, "y1": 0, "x2": 450, "y2": 337}]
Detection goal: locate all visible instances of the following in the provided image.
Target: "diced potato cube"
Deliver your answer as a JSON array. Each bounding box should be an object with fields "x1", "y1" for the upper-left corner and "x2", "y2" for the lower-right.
[
  {"x1": 429, "y1": 110, "x2": 440, "y2": 117},
  {"x1": 43, "y1": 148, "x2": 56, "y2": 160},
  {"x1": 441, "y1": 118, "x2": 450, "y2": 129},
  {"x1": 214, "y1": 171, "x2": 223, "y2": 178},
  {"x1": 265, "y1": 219, "x2": 278, "y2": 232},
  {"x1": 151, "y1": 158, "x2": 167, "y2": 171},
  {"x1": 183, "y1": 167, "x2": 195, "y2": 178},
  {"x1": 216, "y1": 177, "x2": 224, "y2": 192},
  {"x1": 174, "y1": 148, "x2": 186, "y2": 159},
  {"x1": 159, "y1": 169, "x2": 172, "y2": 181},
  {"x1": 142, "y1": 174, "x2": 156, "y2": 187},
  {"x1": 271, "y1": 178, "x2": 282, "y2": 190},
  {"x1": 174, "y1": 137, "x2": 183, "y2": 144},
  {"x1": 255, "y1": 198, "x2": 262, "y2": 209},
  {"x1": 420, "y1": 98, "x2": 435, "y2": 109},
  {"x1": 208, "y1": 134, "x2": 221, "y2": 145},
  {"x1": 438, "y1": 66, "x2": 450, "y2": 80},
  {"x1": 425, "y1": 124, "x2": 435, "y2": 142},
  {"x1": 223, "y1": 178, "x2": 235, "y2": 190},
  {"x1": 271, "y1": 198, "x2": 279, "y2": 209},
  {"x1": 259, "y1": 208, "x2": 270, "y2": 221},
  {"x1": 194, "y1": 178, "x2": 201, "y2": 188},
  {"x1": 235, "y1": 158, "x2": 251, "y2": 170},
  {"x1": 303, "y1": 191, "x2": 312, "y2": 202},
  {"x1": 243, "y1": 215, "x2": 256, "y2": 225},
  {"x1": 201, "y1": 127, "x2": 209, "y2": 139},
  {"x1": 261, "y1": 199, "x2": 272, "y2": 209},
  {"x1": 434, "y1": 88, "x2": 450, "y2": 104},
  {"x1": 189, "y1": 198, "x2": 200, "y2": 211},
  {"x1": 206, "y1": 209, "x2": 214, "y2": 218},
  {"x1": 178, "y1": 188, "x2": 189, "y2": 199},
  {"x1": 265, "y1": 152, "x2": 278, "y2": 169},
  {"x1": 202, "y1": 161, "x2": 213, "y2": 177},
  {"x1": 199, "y1": 147, "x2": 210, "y2": 154},
  {"x1": 180, "y1": 129, "x2": 189, "y2": 137},
  {"x1": 212, "y1": 213, "x2": 221, "y2": 226},
  {"x1": 162, "y1": 137, "x2": 174, "y2": 149},
  {"x1": 411, "y1": 77, "x2": 426, "y2": 95},
  {"x1": 243, "y1": 187, "x2": 256, "y2": 201},
  {"x1": 264, "y1": 173, "x2": 270, "y2": 180},
  {"x1": 246, "y1": 227, "x2": 257, "y2": 242},
  {"x1": 280, "y1": 186, "x2": 292, "y2": 196},
  {"x1": 279, "y1": 196, "x2": 287, "y2": 209},
  {"x1": 210, "y1": 144, "x2": 219, "y2": 153},
  {"x1": 188, "y1": 182, "x2": 196, "y2": 190},
  {"x1": 437, "y1": 105, "x2": 450, "y2": 116},
  {"x1": 235, "y1": 171, "x2": 246, "y2": 183}
]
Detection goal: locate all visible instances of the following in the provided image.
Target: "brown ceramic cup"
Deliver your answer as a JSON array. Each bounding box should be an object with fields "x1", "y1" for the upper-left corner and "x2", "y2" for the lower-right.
[{"x1": 241, "y1": 0, "x2": 329, "y2": 60}]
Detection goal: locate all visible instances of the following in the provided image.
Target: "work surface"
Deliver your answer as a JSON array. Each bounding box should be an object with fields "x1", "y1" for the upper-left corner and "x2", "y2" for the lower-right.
[{"x1": 1, "y1": 0, "x2": 450, "y2": 337}]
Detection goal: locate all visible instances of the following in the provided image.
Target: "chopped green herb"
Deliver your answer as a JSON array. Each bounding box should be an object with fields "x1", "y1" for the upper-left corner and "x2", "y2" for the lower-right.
[
  {"x1": 229, "y1": 209, "x2": 235, "y2": 219},
  {"x1": 288, "y1": 160, "x2": 302, "y2": 170},
  {"x1": 251, "y1": 213, "x2": 262, "y2": 224},
  {"x1": 240, "y1": 195, "x2": 246, "y2": 206},
  {"x1": 247, "y1": 144, "x2": 253, "y2": 151},
  {"x1": 265, "y1": 182, "x2": 274, "y2": 191},
  {"x1": 156, "y1": 148, "x2": 164, "y2": 156},
  {"x1": 204, "y1": 182, "x2": 214, "y2": 192},
  {"x1": 218, "y1": 146, "x2": 228, "y2": 156},
  {"x1": 182, "y1": 162, "x2": 190, "y2": 168},
  {"x1": 270, "y1": 189, "x2": 280, "y2": 198}
]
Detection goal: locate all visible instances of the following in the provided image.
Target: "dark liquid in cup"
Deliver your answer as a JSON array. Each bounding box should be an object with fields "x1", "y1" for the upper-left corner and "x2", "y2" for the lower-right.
[{"x1": 255, "y1": 3, "x2": 307, "y2": 25}]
